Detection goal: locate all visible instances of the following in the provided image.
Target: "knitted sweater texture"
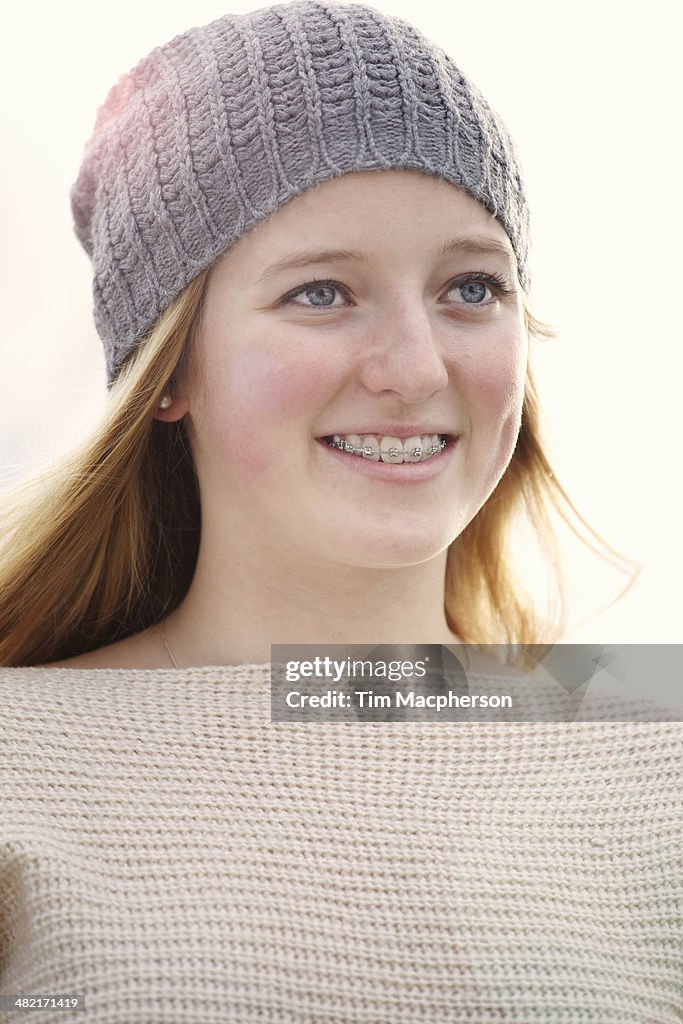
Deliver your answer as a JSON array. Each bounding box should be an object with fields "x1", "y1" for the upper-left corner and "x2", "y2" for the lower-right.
[{"x1": 1, "y1": 664, "x2": 682, "y2": 1023}]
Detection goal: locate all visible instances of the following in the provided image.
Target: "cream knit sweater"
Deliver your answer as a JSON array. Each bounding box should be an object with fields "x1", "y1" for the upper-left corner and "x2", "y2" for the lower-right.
[{"x1": 1, "y1": 664, "x2": 681, "y2": 1023}]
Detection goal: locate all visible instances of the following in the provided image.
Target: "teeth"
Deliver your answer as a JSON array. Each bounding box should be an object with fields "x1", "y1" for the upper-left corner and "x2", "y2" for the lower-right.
[
  {"x1": 329, "y1": 433, "x2": 448, "y2": 463},
  {"x1": 403, "y1": 436, "x2": 423, "y2": 464},
  {"x1": 344, "y1": 434, "x2": 362, "y2": 456},
  {"x1": 417, "y1": 434, "x2": 432, "y2": 462},
  {"x1": 361, "y1": 435, "x2": 380, "y2": 461},
  {"x1": 379, "y1": 436, "x2": 402, "y2": 464}
]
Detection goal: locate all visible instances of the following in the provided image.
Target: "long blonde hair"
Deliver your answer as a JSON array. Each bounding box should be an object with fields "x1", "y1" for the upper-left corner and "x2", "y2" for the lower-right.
[{"x1": 0, "y1": 271, "x2": 637, "y2": 667}]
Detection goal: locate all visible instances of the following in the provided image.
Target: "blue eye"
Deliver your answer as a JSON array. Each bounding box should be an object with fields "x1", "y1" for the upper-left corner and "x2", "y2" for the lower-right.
[
  {"x1": 459, "y1": 281, "x2": 488, "y2": 303},
  {"x1": 302, "y1": 284, "x2": 340, "y2": 306},
  {"x1": 283, "y1": 279, "x2": 350, "y2": 308},
  {"x1": 447, "y1": 272, "x2": 513, "y2": 305}
]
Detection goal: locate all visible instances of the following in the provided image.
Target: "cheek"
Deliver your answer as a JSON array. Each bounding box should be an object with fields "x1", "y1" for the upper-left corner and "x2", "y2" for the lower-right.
[
  {"x1": 201, "y1": 346, "x2": 336, "y2": 483},
  {"x1": 224, "y1": 347, "x2": 333, "y2": 417},
  {"x1": 468, "y1": 334, "x2": 527, "y2": 425},
  {"x1": 459, "y1": 330, "x2": 527, "y2": 476}
]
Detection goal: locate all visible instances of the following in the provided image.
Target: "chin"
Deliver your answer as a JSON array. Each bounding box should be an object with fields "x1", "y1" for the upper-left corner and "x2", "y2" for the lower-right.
[{"x1": 325, "y1": 533, "x2": 454, "y2": 569}]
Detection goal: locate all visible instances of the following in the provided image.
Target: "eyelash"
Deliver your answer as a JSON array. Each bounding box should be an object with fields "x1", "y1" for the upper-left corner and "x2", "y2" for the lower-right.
[{"x1": 279, "y1": 270, "x2": 515, "y2": 309}]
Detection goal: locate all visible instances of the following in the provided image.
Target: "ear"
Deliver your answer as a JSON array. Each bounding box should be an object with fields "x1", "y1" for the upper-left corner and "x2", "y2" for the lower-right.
[{"x1": 153, "y1": 392, "x2": 191, "y2": 423}]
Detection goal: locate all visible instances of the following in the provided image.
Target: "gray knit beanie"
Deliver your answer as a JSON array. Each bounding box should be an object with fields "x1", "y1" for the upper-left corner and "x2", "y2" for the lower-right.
[{"x1": 71, "y1": 0, "x2": 530, "y2": 384}]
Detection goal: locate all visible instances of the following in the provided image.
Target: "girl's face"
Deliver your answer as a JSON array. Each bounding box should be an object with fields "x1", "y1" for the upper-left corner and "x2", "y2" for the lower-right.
[{"x1": 180, "y1": 169, "x2": 527, "y2": 571}]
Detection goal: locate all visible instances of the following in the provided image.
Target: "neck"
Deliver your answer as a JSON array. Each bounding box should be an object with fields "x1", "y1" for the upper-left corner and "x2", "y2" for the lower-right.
[{"x1": 163, "y1": 540, "x2": 461, "y2": 668}]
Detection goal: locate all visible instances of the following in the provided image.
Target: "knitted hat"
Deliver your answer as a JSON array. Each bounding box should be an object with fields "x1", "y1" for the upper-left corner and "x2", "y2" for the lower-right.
[{"x1": 71, "y1": 0, "x2": 530, "y2": 384}]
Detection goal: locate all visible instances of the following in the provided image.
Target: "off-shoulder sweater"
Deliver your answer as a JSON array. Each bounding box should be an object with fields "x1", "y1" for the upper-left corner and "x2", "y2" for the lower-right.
[{"x1": 0, "y1": 664, "x2": 682, "y2": 1023}]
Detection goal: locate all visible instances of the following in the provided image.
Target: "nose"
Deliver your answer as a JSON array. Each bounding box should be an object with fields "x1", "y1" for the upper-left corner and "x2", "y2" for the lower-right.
[{"x1": 357, "y1": 297, "x2": 449, "y2": 402}]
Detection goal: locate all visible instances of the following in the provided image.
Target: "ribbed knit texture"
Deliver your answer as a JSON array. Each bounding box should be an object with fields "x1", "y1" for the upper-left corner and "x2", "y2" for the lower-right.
[
  {"x1": 70, "y1": 1, "x2": 530, "y2": 383},
  {"x1": 2, "y1": 665, "x2": 682, "y2": 1023}
]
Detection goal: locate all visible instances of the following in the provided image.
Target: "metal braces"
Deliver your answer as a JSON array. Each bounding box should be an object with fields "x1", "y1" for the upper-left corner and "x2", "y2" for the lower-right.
[{"x1": 328, "y1": 438, "x2": 448, "y2": 459}]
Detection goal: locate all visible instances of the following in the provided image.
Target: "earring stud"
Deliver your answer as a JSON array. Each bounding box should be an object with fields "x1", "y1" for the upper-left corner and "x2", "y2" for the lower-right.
[{"x1": 158, "y1": 394, "x2": 172, "y2": 410}]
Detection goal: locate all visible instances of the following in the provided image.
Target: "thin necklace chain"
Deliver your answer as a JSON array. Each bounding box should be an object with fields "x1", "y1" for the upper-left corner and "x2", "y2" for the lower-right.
[{"x1": 161, "y1": 621, "x2": 179, "y2": 668}]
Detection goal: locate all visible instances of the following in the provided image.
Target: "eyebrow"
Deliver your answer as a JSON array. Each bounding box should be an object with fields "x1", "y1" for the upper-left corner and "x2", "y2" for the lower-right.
[{"x1": 256, "y1": 234, "x2": 517, "y2": 284}]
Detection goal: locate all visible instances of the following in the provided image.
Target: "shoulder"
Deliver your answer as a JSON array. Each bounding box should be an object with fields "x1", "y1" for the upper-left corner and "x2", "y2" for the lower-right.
[{"x1": 47, "y1": 625, "x2": 171, "y2": 670}]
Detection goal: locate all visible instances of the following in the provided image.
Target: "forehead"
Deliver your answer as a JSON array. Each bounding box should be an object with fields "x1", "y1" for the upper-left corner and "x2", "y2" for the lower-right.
[{"x1": 220, "y1": 168, "x2": 514, "y2": 275}]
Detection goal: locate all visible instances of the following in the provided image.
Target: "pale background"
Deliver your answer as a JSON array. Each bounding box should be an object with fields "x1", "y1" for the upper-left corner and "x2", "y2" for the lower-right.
[{"x1": 1, "y1": 0, "x2": 679, "y2": 641}]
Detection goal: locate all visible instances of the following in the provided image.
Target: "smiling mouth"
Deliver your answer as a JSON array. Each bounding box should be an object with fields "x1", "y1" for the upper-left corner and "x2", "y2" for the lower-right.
[{"x1": 321, "y1": 434, "x2": 454, "y2": 464}]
